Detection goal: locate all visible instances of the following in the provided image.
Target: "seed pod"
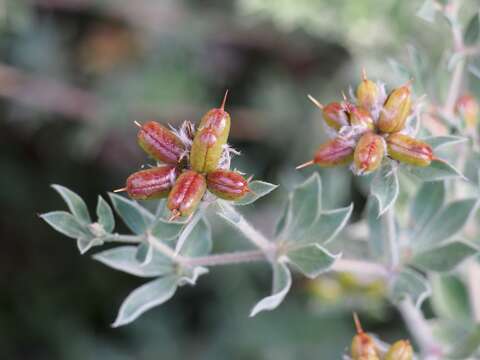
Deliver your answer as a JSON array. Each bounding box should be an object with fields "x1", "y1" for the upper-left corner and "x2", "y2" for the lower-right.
[
  {"x1": 314, "y1": 137, "x2": 354, "y2": 167},
  {"x1": 137, "y1": 121, "x2": 185, "y2": 164},
  {"x1": 348, "y1": 105, "x2": 375, "y2": 130},
  {"x1": 386, "y1": 133, "x2": 433, "y2": 167},
  {"x1": 323, "y1": 102, "x2": 349, "y2": 130},
  {"x1": 167, "y1": 170, "x2": 206, "y2": 219},
  {"x1": 456, "y1": 94, "x2": 479, "y2": 129},
  {"x1": 190, "y1": 94, "x2": 231, "y2": 173},
  {"x1": 351, "y1": 313, "x2": 380, "y2": 360},
  {"x1": 353, "y1": 132, "x2": 384, "y2": 174},
  {"x1": 207, "y1": 169, "x2": 250, "y2": 200},
  {"x1": 356, "y1": 70, "x2": 379, "y2": 111},
  {"x1": 126, "y1": 166, "x2": 178, "y2": 200},
  {"x1": 378, "y1": 84, "x2": 412, "y2": 133},
  {"x1": 384, "y1": 340, "x2": 413, "y2": 360}
]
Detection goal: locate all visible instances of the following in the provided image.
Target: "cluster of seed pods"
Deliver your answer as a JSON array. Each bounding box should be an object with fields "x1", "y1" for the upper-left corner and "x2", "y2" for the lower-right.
[
  {"x1": 116, "y1": 92, "x2": 251, "y2": 220},
  {"x1": 297, "y1": 70, "x2": 435, "y2": 175},
  {"x1": 351, "y1": 313, "x2": 413, "y2": 360}
]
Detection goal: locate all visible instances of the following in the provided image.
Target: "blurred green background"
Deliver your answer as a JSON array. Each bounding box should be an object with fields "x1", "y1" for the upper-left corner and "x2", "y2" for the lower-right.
[{"x1": 0, "y1": 0, "x2": 471, "y2": 359}]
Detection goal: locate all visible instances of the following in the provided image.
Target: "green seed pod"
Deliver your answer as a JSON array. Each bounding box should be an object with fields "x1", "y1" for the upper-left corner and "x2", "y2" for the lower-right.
[
  {"x1": 126, "y1": 166, "x2": 178, "y2": 200},
  {"x1": 323, "y1": 102, "x2": 349, "y2": 130},
  {"x1": 384, "y1": 340, "x2": 413, "y2": 360},
  {"x1": 356, "y1": 70, "x2": 379, "y2": 111},
  {"x1": 348, "y1": 105, "x2": 375, "y2": 130},
  {"x1": 378, "y1": 84, "x2": 412, "y2": 133},
  {"x1": 137, "y1": 121, "x2": 185, "y2": 164},
  {"x1": 353, "y1": 132, "x2": 384, "y2": 175},
  {"x1": 190, "y1": 94, "x2": 231, "y2": 173},
  {"x1": 351, "y1": 313, "x2": 380, "y2": 360},
  {"x1": 206, "y1": 169, "x2": 250, "y2": 200},
  {"x1": 167, "y1": 170, "x2": 206, "y2": 219},
  {"x1": 386, "y1": 133, "x2": 433, "y2": 167}
]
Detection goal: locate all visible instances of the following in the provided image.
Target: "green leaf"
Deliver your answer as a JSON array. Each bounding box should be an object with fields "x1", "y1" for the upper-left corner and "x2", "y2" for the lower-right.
[
  {"x1": 416, "y1": 0, "x2": 437, "y2": 23},
  {"x1": 417, "y1": 198, "x2": 479, "y2": 248},
  {"x1": 93, "y1": 246, "x2": 173, "y2": 277},
  {"x1": 389, "y1": 268, "x2": 431, "y2": 308},
  {"x1": 448, "y1": 325, "x2": 480, "y2": 359},
  {"x1": 464, "y1": 12, "x2": 480, "y2": 46},
  {"x1": 135, "y1": 242, "x2": 153, "y2": 265},
  {"x1": 431, "y1": 274, "x2": 471, "y2": 321},
  {"x1": 411, "y1": 181, "x2": 445, "y2": 234},
  {"x1": 112, "y1": 275, "x2": 178, "y2": 327},
  {"x1": 300, "y1": 204, "x2": 353, "y2": 245},
  {"x1": 40, "y1": 211, "x2": 86, "y2": 239},
  {"x1": 286, "y1": 244, "x2": 339, "y2": 279},
  {"x1": 96, "y1": 196, "x2": 114, "y2": 233},
  {"x1": 406, "y1": 159, "x2": 464, "y2": 182},
  {"x1": 367, "y1": 199, "x2": 396, "y2": 265},
  {"x1": 371, "y1": 162, "x2": 399, "y2": 216},
  {"x1": 178, "y1": 218, "x2": 212, "y2": 257},
  {"x1": 283, "y1": 174, "x2": 322, "y2": 240},
  {"x1": 412, "y1": 241, "x2": 478, "y2": 272},
  {"x1": 422, "y1": 135, "x2": 468, "y2": 149},
  {"x1": 109, "y1": 193, "x2": 154, "y2": 234},
  {"x1": 52, "y1": 184, "x2": 91, "y2": 224},
  {"x1": 150, "y1": 218, "x2": 184, "y2": 241},
  {"x1": 77, "y1": 237, "x2": 103, "y2": 254},
  {"x1": 250, "y1": 260, "x2": 291, "y2": 317},
  {"x1": 274, "y1": 200, "x2": 289, "y2": 238},
  {"x1": 233, "y1": 181, "x2": 278, "y2": 206}
]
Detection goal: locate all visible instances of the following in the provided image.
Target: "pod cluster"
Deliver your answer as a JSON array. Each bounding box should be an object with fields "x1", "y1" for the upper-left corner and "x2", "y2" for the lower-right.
[
  {"x1": 351, "y1": 313, "x2": 413, "y2": 360},
  {"x1": 118, "y1": 93, "x2": 251, "y2": 220},
  {"x1": 298, "y1": 70, "x2": 435, "y2": 175}
]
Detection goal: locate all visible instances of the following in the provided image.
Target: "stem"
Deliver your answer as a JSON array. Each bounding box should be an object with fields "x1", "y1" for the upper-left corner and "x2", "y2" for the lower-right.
[
  {"x1": 180, "y1": 250, "x2": 266, "y2": 267},
  {"x1": 398, "y1": 298, "x2": 443, "y2": 359},
  {"x1": 104, "y1": 234, "x2": 143, "y2": 243},
  {"x1": 385, "y1": 208, "x2": 399, "y2": 270}
]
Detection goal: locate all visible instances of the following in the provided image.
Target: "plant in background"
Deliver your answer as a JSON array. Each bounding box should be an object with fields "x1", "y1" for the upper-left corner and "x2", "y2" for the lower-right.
[{"x1": 40, "y1": 0, "x2": 480, "y2": 358}]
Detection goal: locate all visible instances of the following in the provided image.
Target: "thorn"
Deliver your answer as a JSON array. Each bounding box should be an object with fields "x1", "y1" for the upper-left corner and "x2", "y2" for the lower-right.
[
  {"x1": 134, "y1": 120, "x2": 142, "y2": 128},
  {"x1": 361, "y1": 67, "x2": 368, "y2": 81},
  {"x1": 113, "y1": 187, "x2": 127, "y2": 193},
  {"x1": 296, "y1": 160, "x2": 314, "y2": 170},
  {"x1": 353, "y1": 312, "x2": 364, "y2": 334},
  {"x1": 168, "y1": 210, "x2": 180, "y2": 222},
  {"x1": 220, "y1": 89, "x2": 229, "y2": 111},
  {"x1": 307, "y1": 94, "x2": 324, "y2": 110}
]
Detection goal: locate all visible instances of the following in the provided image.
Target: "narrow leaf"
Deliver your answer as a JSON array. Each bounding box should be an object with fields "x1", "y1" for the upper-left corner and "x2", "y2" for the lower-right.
[
  {"x1": 109, "y1": 193, "x2": 154, "y2": 234},
  {"x1": 52, "y1": 184, "x2": 91, "y2": 223},
  {"x1": 417, "y1": 198, "x2": 479, "y2": 248},
  {"x1": 178, "y1": 218, "x2": 212, "y2": 257},
  {"x1": 301, "y1": 204, "x2": 353, "y2": 245},
  {"x1": 389, "y1": 268, "x2": 431, "y2": 308},
  {"x1": 250, "y1": 260, "x2": 292, "y2": 317},
  {"x1": 412, "y1": 241, "x2": 478, "y2": 272},
  {"x1": 371, "y1": 162, "x2": 399, "y2": 216},
  {"x1": 287, "y1": 244, "x2": 339, "y2": 279},
  {"x1": 233, "y1": 181, "x2": 278, "y2": 206},
  {"x1": 96, "y1": 196, "x2": 114, "y2": 233},
  {"x1": 422, "y1": 135, "x2": 468, "y2": 149},
  {"x1": 411, "y1": 181, "x2": 445, "y2": 234},
  {"x1": 407, "y1": 159, "x2": 464, "y2": 181},
  {"x1": 93, "y1": 246, "x2": 173, "y2": 277},
  {"x1": 40, "y1": 211, "x2": 86, "y2": 239},
  {"x1": 112, "y1": 275, "x2": 178, "y2": 327}
]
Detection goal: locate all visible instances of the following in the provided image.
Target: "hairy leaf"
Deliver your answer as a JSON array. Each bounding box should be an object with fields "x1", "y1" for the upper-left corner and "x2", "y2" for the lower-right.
[
  {"x1": 286, "y1": 244, "x2": 339, "y2": 279},
  {"x1": 109, "y1": 193, "x2": 154, "y2": 234},
  {"x1": 464, "y1": 12, "x2": 480, "y2": 46},
  {"x1": 40, "y1": 211, "x2": 86, "y2": 239},
  {"x1": 96, "y1": 196, "x2": 114, "y2": 233},
  {"x1": 112, "y1": 275, "x2": 178, "y2": 327},
  {"x1": 422, "y1": 135, "x2": 468, "y2": 150},
  {"x1": 301, "y1": 205, "x2": 353, "y2": 245},
  {"x1": 52, "y1": 184, "x2": 91, "y2": 224},
  {"x1": 412, "y1": 241, "x2": 478, "y2": 272},
  {"x1": 389, "y1": 268, "x2": 431, "y2": 308},
  {"x1": 406, "y1": 159, "x2": 464, "y2": 181},
  {"x1": 150, "y1": 218, "x2": 184, "y2": 241},
  {"x1": 233, "y1": 181, "x2": 278, "y2": 206},
  {"x1": 431, "y1": 274, "x2": 471, "y2": 321},
  {"x1": 411, "y1": 181, "x2": 445, "y2": 234},
  {"x1": 178, "y1": 218, "x2": 212, "y2": 257},
  {"x1": 371, "y1": 162, "x2": 399, "y2": 216}
]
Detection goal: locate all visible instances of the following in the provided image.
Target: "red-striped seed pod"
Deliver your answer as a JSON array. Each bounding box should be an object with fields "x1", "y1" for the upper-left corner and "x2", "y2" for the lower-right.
[
  {"x1": 137, "y1": 121, "x2": 185, "y2": 164},
  {"x1": 384, "y1": 340, "x2": 413, "y2": 360},
  {"x1": 206, "y1": 169, "x2": 250, "y2": 200},
  {"x1": 456, "y1": 94, "x2": 479, "y2": 129},
  {"x1": 386, "y1": 133, "x2": 433, "y2": 167},
  {"x1": 378, "y1": 84, "x2": 412, "y2": 133},
  {"x1": 348, "y1": 105, "x2": 375, "y2": 130},
  {"x1": 351, "y1": 313, "x2": 380, "y2": 360},
  {"x1": 167, "y1": 170, "x2": 206, "y2": 219},
  {"x1": 126, "y1": 165, "x2": 178, "y2": 200},
  {"x1": 308, "y1": 95, "x2": 349, "y2": 131},
  {"x1": 296, "y1": 137, "x2": 354, "y2": 170},
  {"x1": 190, "y1": 93, "x2": 231, "y2": 173},
  {"x1": 353, "y1": 132, "x2": 384, "y2": 175},
  {"x1": 356, "y1": 69, "x2": 379, "y2": 111}
]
